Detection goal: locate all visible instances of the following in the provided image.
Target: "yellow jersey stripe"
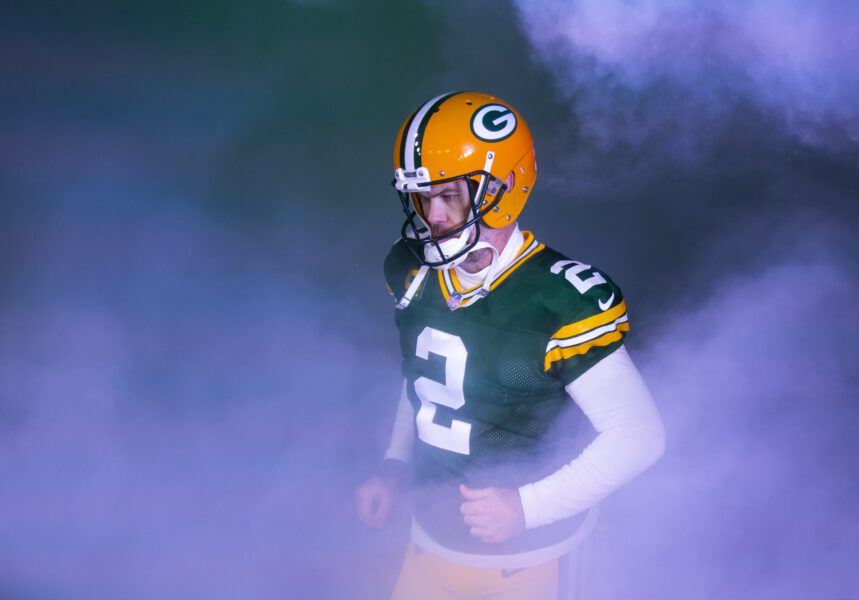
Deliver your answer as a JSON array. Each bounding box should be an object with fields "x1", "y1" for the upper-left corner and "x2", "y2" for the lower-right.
[
  {"x1": 547, "y1": 313, "x2": 628, "y2": 352},
  {"x1": 460, "y1": 239, "x2": 543, "y2": 305},
  {"x1": 436, "y1": 230, "x2": 544, "y2": 305},
  {"x1": 515, "y1": 231, "x2": 536, "y2": 258},
  {"x1": 543, "y1": 323, "x2": 630, "y2": 371},
  {"x1": 489, "y1": 241, "x2": 544, "y2": 290},
  {"x1": 449, "y1": 269, "x2": 482, "y2": 294},
  {"x1": 439, "y1": 271, "x2": 451, "y2": 303},
  {"x1": 550, "y1": 301, "x2": 628, "y2": 341},
  {"x1": 439, "y1": 268, "x2": 479, "y2": 307}
]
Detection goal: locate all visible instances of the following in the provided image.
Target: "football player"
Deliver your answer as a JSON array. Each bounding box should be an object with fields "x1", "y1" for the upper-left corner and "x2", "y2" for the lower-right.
[{"x1": 356, "y1": 91, "x2": 665, "y2": 599}]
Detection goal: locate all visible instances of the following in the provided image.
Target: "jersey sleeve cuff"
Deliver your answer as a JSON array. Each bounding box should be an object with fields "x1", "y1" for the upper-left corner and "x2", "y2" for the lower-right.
[
  {"x1": 518, "y1": 483, "x2": 549, "y2": 530},
  {"x1": 383, "y1": 447, "x2": 411, "y2": 463}
]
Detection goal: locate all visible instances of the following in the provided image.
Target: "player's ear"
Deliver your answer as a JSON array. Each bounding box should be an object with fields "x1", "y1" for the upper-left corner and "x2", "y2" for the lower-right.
[{"x1": 505, "y1": 170, "x2": 515, "y2": 191}]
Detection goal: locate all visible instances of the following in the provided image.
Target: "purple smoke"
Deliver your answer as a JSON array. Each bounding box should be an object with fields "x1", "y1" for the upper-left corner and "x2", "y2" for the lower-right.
[
  {"x1": 551, "y1": 213, "x2": 859, "y2": 598},
  {"x1": 2, "y1": 2, "x2": 857, "y2": 598},
  {"x1": 506, "y1": 7, "x2": 859, "y2": 593},
  {"x1": 514, "y1": 0, "x2": 859, "y2": 151}
]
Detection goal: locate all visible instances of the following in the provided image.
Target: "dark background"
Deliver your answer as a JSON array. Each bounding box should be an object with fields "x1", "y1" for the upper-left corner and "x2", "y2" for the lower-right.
[{"x1": 2, "y1": 1, "x2": 857, "y2": 598}]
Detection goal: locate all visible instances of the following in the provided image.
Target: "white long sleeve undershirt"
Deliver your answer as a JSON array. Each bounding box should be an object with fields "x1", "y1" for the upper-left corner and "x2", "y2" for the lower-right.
[
  {"x1": 383, "y1": 345, "x2": 665, "y2": 529},
  {"x1": 383, "y1": 380, "x2": 414, "y2": 463},
  {"x1": 518, "y1": 345, "x2": 665, "y2": 528}
]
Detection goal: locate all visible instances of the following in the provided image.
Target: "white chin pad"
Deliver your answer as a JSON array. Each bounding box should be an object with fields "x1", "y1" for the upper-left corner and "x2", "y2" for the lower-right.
[{"x1": 424, "y1": 225, "x2": 473, "y2": 265}]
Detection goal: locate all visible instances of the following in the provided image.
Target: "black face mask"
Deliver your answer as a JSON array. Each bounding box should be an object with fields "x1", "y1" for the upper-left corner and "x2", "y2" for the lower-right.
[{"x1": 394, "y1": 174, "x2": 507, "y2": 268}]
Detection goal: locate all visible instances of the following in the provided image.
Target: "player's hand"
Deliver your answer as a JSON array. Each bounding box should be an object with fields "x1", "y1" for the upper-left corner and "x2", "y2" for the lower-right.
[
  {"x1": 356, "y1": 460, "x2": 405, "y2": 528},
  {"x1": 459, "y1": 484, "x2": 525, "y2": 544},
  {"x1": 356, "y1": 476, "x2": 397, "y2": 527}
]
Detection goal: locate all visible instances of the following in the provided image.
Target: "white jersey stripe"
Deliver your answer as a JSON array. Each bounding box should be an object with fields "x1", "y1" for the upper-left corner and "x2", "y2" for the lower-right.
[
  {"x1": 403, "y1": 92, "x2": 455, "y2": 171},
  {"x1": 546, "y1": 314, "x2": 630, "y2": 352}
]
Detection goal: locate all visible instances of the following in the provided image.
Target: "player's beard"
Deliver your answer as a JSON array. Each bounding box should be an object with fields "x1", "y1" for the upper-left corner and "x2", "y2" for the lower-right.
[
  {"x1": 426, "y1": 220, "x2": 494, "y2": 272},
  {"x1": 439, "y1": 223, "x2": 493, "y2": 273}
]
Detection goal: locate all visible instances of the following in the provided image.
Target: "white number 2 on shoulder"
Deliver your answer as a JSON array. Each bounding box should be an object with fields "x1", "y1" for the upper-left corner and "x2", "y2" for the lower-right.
[
  {"x1": 551, "y1": 260, "x2": 607, "y2": 294},
  {"x1": 414, "y1": 327, "x2": 471, "y2": 455}
]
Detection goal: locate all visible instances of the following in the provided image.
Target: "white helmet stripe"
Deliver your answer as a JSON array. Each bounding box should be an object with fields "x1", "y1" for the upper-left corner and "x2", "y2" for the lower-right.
[{"x1": 402, "y1": 92, "x2": 457, "y2": 171}]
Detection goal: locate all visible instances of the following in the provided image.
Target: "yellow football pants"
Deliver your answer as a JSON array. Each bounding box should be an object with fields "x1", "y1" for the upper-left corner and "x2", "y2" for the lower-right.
[{"x1": 391, "y1": 542, "x2": 577, "y2": 600}]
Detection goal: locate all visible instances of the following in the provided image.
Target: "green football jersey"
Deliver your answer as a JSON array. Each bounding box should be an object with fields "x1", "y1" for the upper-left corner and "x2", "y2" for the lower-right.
[{"x1": 384, "y1": 231, "x2": 629, "y2": 556}]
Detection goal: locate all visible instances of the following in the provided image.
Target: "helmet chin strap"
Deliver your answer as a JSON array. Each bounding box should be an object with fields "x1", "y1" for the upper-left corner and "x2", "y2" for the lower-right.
[
  {"x1": 399, "y1": 234, "x2": 501, "y2": 312},
  {"x1": 424, "y1": 223, "x2": 475, "y2": 268},
  {"x1": 395, "y1": 264, "x2": 429, "y2": 310},
  {"x1": 462, "y1": 240, "x2": 503, "y2": 297}
]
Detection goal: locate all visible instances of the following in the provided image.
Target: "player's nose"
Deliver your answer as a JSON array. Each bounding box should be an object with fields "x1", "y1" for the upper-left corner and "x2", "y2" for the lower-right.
[{"x1": 425, "y1": 197, "x2": 448, "y2": 225}]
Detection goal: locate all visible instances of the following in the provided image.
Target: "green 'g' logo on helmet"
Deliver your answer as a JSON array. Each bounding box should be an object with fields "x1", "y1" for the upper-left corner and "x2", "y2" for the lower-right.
[{"x1": 470, "y1": 104, "x2": 517, "y2": 142}]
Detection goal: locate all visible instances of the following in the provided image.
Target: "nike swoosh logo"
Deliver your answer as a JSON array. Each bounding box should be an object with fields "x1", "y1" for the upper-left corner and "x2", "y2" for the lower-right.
[{"x1": 598, "y1": 292, "x2": 615, "y2": 311}]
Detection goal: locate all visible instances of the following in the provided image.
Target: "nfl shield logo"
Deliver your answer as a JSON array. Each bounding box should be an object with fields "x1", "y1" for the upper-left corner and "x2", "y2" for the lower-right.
[{"x1": 447, "y1": 292, "x2": 462, "y2": 310}]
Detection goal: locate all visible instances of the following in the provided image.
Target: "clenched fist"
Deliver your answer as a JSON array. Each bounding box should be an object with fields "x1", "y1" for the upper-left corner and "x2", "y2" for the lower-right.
[
  {"x1": 356, "y1": 459, "x2": 405, "y2": 528},
  {"x1": 459, "y1": 484, "x2": 526, "y2": 544}
]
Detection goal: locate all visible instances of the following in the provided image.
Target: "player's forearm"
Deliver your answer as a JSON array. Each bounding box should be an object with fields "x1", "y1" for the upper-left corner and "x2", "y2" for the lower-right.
[
  {"x1": 379, "y1": 457, "x2": 408, "y2": 487},
  {"x1": 384, "y1": 379, "x2": 415, "y2": 463},
  {"x1": 519, "y1": 346, "x2": 666, "y2": 528},
  {"x1": 519, "y1": 420, "x2": 664, "y2": 528}
]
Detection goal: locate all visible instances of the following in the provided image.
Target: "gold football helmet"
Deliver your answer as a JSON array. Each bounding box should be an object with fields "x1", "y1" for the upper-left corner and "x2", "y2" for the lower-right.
[{"x1": 392, "y1": 91, "x2": 537, "y2": 267}]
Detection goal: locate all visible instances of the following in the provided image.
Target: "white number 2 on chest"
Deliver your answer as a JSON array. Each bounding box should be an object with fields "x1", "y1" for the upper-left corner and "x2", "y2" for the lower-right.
[{"x1": 413, "y1": 327, "x2": 471, "y2": 455}]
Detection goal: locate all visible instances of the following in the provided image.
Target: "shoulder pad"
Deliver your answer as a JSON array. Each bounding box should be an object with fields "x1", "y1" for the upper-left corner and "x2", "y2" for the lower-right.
[
  {"x1": 538, "y1": 249, "x2": 629, "y2": 380},
  {"x1": 383, "y1": 240, "x2": 422, "y2": 303}
]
